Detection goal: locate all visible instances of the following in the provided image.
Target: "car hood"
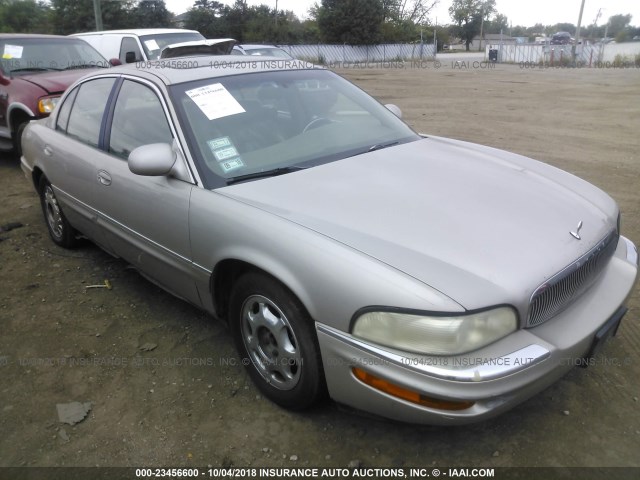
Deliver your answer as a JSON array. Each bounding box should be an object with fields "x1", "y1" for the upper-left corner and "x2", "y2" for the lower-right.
[
  {"x1": 220, "y1": 137, "x2": 618, "y2": 313},
  {"x1": 18, "y1": 69, "x2": 101, "y2": 94}
]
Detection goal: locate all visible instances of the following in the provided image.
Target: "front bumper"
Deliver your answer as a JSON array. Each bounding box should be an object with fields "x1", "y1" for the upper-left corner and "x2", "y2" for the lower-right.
[{"x1": 317, "y1": 235, "x2": 638, "y2": 425}]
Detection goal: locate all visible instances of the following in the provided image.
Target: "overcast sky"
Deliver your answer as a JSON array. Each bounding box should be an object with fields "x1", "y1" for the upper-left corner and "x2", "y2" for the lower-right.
[{"x1": 164, "y1": 0, "x2": 639, "y2": 27}]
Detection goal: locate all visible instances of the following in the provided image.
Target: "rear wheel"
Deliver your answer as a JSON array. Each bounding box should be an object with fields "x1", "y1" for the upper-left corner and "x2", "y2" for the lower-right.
[
  {"x1": 229, "y1": 272, "x2": 326, "y2": 409},
  {"x1": 39, "y1": 177, "x2": 77, "y2": 248}
]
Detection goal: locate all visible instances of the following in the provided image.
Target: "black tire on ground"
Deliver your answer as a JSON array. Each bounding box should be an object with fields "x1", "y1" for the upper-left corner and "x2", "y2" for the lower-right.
[
  {"x1": 229, "y1": 272, "x2": 327, "y2": 410},
  {"x1": 38, "y1": 176, "x2": 78, "y2": 249},
  {"x1": 13, "y1": 120, "x2": 28, "y2": 156}
]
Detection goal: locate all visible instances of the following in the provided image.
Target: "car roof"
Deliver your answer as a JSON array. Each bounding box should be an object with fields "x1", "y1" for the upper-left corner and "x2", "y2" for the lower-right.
[
  {"x1": 71, "y1": 29, "x2": 201, "y2": 37},
  {"x1": 240, "y1": 44, "x2": 280, "y2": 49},
  {"x1": 0, "y1": 33, "x2": 85, "y2": 40},
  {"x1": 97, "y1": 55, "x2": 319, "y2": 86}
]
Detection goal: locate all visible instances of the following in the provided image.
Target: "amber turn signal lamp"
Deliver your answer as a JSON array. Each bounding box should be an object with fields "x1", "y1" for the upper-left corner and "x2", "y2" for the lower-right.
[{"x1": 352, "y1": 367, "x2": 475, "y2": 411}]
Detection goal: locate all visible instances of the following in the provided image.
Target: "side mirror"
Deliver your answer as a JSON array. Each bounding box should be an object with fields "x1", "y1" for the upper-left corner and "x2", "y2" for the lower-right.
[
  {"x1": 125, "y1": 51, "x2": 136, "y2": 64},
  {"x1": 385, "y1": 104, "x2": 402, "y2": 118},
  {"x1": 129, "y1": 143, "x2": 175, "y2": 176},
  {"x1": 109, "y1": 58, "x2": 122, "y2": 66}
]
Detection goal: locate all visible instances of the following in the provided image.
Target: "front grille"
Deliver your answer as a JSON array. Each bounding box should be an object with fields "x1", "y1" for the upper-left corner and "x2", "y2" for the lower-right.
[{"x1": 527, "y1": 230, "x2": 618, "y2": 327}]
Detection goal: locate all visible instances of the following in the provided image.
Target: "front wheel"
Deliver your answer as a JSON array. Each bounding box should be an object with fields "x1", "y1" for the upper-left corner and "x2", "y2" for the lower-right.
[
  {"x1": 229, "y1": 272, "x2": 326, "y2": 410},
  {"x1": 39, "y1": 177, "x2": 78, "y2": 248}
]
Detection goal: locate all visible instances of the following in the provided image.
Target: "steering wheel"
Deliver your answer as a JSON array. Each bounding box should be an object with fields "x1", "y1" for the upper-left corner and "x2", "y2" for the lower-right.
[{"x1": 302, "y1": 117, "x2": 334, "y2": 133}]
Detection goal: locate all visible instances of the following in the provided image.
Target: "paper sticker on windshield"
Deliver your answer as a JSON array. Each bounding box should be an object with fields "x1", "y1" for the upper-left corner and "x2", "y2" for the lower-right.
[
  {"x1": 144, "y1": 39, "x2": 160, "y2": 51},
  {"x1": 185, "y1": 83, "x2": 245, "y2": 121},
  {"x1": 207, "y1": 137, "x2": 232, "y2": 151},
  {"x1": 219, "y1": 158, "x2": 244, "y2": 173},
  {"x1": 213, "y1": 146, "x2": 239, "y2": 162},
  {"x1": 3, "y1": 45, "x2": 23, "y2": 59}
]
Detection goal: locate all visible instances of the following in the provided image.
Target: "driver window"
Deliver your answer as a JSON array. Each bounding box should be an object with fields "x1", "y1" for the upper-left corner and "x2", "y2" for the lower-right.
[{"x1": 109, "y1": 80, "x2": 173, "y2": 159}]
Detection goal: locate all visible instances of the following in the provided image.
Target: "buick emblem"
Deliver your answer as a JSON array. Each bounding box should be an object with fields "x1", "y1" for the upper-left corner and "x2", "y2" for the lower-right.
[{"x1": 570, "y1": 221, "x2": 583, "y2": 240}]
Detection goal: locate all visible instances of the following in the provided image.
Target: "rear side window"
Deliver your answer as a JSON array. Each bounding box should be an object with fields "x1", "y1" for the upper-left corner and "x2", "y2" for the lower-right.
[
  {"x1": 119, "y1": 37, "x2": 142, "y2": 63},
  {"x1": 66, "y1": 78, "x2": 116, "y2": 148},
  {"x1": 55, "y1": 87, "x2": 79, "y2": 133}
]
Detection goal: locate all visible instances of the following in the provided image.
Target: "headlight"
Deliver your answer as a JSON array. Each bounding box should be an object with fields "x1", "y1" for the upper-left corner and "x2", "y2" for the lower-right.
[
  {"x1": 37, "y1": 96, "x2": 60, "y2": 115},
  {"x1": 352, "y1": 306, "x2": 518, "y2": 356}
]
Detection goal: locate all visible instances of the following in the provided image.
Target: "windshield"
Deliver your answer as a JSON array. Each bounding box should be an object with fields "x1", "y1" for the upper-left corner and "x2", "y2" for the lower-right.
[
  {"x1": 0, "y1": 38, "x2": 108, "y2": 75},
  {"x1": 170, "y1": 68, "x2": 420, "y2": 188},
  {"x1": 245, "y1": 47, "x2": 292, "y2": 59},
  {"x1": 139, "y1": 32, "x2": 205, "y2": 60}
]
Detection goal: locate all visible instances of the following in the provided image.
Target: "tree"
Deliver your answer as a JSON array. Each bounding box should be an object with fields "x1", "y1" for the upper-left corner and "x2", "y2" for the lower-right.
[
  {"x1": 383, "y1": 0, "x2": 438, "y2": 25},
  {"x1": 379, "y1": 0, "x2": 439, "y2": 42},
  {"x1": 550, "y1": 23, "x2": 575, "y2": 35},
  {"x1": 582, "y1": 23, "x2": 605, "y2": 41},
  {"x1": 317, "y1": 0, "x2": 385, "y2": 45},
  {"x1": 607, "y1": 14, "x2": 632, "y2": 37},
  {"x1": 242, "y1": 4, "x2": 278, "y2": 42},
  {"x1": 448, "y1": 0, "x2": 495, "y2": 51},
  {"x1": 484, "y1": 12, "x2": 508, "y2": 35},
  {"x1": 185, "y1": 0, "x2": 230, "y2": 38},
  {"x1": 50, "y1": 0, "x2": 136, "y2": 34},
  {"x1": 132, "y1": 0, "x2": 173, "y2": 28},
  {"x1": 0, "y1": 0, "x2": 52, "y2": 33},
  {"x1": 224, "y1": 0, "x2": 251, "y2": 42}
]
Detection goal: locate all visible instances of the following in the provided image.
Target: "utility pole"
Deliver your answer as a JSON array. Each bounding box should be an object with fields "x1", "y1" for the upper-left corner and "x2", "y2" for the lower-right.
[
  {"x1": 434, "y1": 18, "x2": 438, "y2": 58},
  {"x1": 93, "y1": 0, "x2": 103, "y2": 31},
  {"x1": 572, "y1": 0, "x2": 586, "y2": 62},
  {"x1": 275, "y1": 0, "x2": 278, "y2": 27},
  {"x1": 478, "y1": 5, "x2": 485, "y2": 52}
]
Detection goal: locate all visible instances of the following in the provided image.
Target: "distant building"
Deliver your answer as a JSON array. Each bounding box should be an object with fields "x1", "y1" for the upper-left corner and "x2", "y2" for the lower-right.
[
  {"x1": 470, "y1": 33, "x2": 517, "y2": 51},
  {"x1": 173, "y1": 12, "x2": 188, "y2": 28}
]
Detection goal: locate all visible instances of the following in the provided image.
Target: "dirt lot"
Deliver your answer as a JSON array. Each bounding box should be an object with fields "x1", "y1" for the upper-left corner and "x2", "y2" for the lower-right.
[{"x1": 1, "y1": 62, "x2": 639, "y2": 470}]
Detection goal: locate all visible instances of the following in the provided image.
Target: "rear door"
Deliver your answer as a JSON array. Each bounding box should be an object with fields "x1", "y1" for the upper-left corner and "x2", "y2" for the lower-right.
[{"x1": 42, "y1": 77, "x2": 116, "y2": 249}]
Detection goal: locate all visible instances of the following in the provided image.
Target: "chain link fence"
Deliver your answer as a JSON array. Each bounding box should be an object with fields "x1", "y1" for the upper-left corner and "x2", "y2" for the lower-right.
[
  {"x1": 485, "y1": 42, "x2": 640, "y2": 67},
  {"x1": 278, "y1": 44, "x2": 436, "y2": 64}
]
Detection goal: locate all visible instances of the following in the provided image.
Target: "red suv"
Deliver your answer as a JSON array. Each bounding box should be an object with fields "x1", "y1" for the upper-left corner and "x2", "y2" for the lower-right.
[{"x1": 0, "y1": 34, "x2": 111, "y2": 154}]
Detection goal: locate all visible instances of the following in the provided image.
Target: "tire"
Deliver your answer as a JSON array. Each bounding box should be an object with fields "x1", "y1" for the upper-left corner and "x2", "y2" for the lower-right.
[
  {"x1": 13, "y1": 121, "x2": 27, "y2": 156},
  {"x1": 39, "y1": 177, "x2": 78, "y2": 249},
  {"x1": 229, "y1": 272, "x2": 326, "y2": 410}
]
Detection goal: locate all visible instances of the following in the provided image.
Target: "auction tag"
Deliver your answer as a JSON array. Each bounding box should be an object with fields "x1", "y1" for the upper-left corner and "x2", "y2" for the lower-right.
[
  {"x1": 3, "y1": 45, "x2": 23, "y2": 59},
  {"x1": 185, "y1": 83, "x2": 245, "y2": 121},
  {"x1": 144, "y1": 39, "x2": 160, "y2": 51}
]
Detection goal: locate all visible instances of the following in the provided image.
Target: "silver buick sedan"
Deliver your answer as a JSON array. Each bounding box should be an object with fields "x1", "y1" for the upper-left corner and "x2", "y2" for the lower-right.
[{"x1": 21, "y1": 57, "x2": 638, "y2": 424}]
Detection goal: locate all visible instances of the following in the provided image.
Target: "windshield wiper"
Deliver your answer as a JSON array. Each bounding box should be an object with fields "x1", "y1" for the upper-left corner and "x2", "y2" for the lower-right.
[
  {"x1": 9, "y1": 67, "x2": 61, "y2": 73},
  {"x1": 347, "y1": 141, "x2": 400, "y2": 159},
  {"x1": 226, "y1": 166, "x2": 306, "y2": 185},
  {"x1": 368, "y1": 141, "x2": 399, "y2": 153},
  {"x1": 63, "y1": 64, "x2": 106, "y2": 70}
]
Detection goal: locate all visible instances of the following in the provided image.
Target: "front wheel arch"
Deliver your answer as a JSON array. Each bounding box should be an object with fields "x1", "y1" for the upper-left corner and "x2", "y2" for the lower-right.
[
  {"x1": 212, "y1": 260, "x2": 312, "y2": 326},
  {"x1": 32, "y1": 167, "x2": 44, "y2": 193},
  {"x1": 228, "y1": 270, "x2": 328, "y2": 409}
]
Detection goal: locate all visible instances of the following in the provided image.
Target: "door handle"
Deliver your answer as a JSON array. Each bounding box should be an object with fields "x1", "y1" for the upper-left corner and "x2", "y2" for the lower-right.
[
  {"x1": 97, "y1": 170, "x2": 112, "y2": 186},
  {"x1": 43, "y1": 145, "x2": 53, "y2": 156}
]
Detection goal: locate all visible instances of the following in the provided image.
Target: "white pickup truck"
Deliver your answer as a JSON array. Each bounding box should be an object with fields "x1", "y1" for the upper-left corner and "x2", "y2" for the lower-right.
[{"x1": 72, "y1": 28, "x2": 235, "y2": 63}]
